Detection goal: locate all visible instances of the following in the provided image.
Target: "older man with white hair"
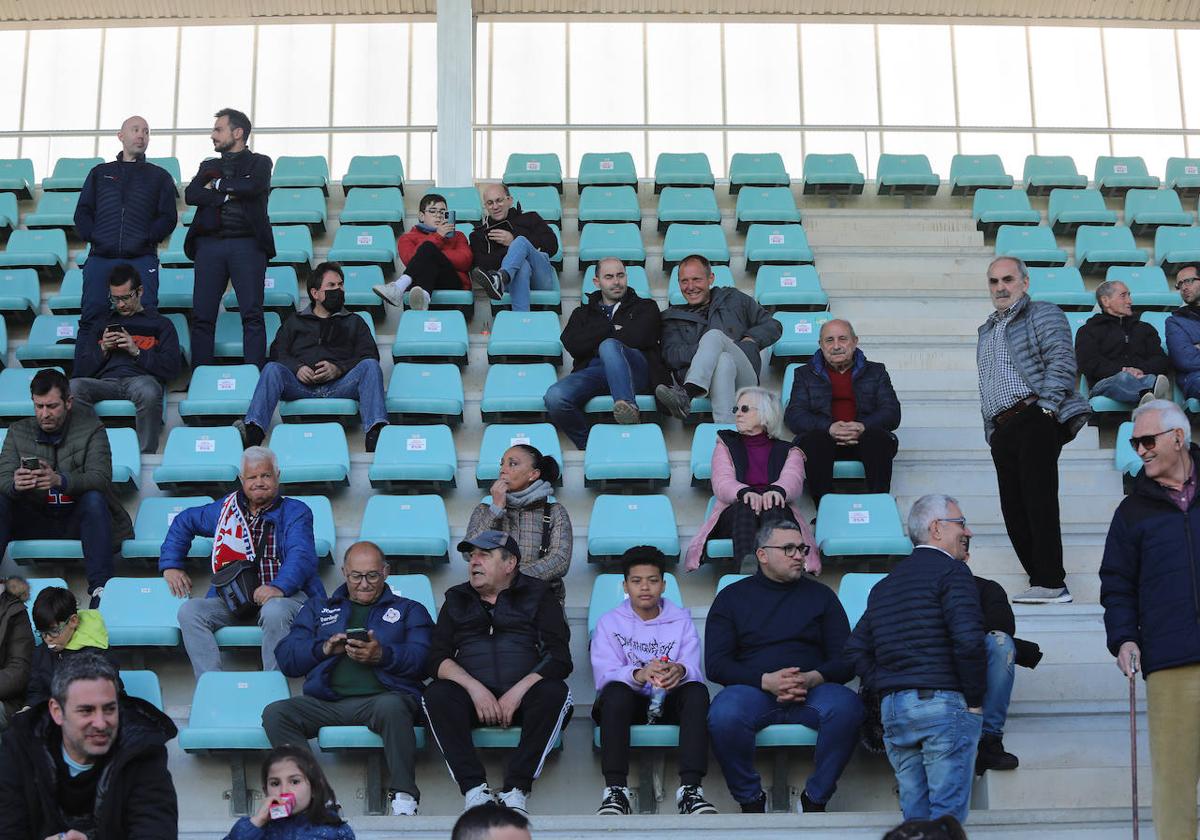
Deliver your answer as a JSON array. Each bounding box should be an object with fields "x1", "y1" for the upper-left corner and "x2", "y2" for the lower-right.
[{"x1": 158, "y1": 446, "x2": 326, "y2": 677}]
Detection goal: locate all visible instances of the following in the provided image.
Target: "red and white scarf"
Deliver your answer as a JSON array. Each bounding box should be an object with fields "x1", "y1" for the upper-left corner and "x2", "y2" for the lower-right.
[{"x1": 211, "y1": 492, "x2": 256, "y2": 573}]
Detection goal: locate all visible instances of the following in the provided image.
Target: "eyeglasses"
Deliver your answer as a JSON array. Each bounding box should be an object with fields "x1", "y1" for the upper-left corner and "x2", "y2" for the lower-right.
[
  {"x1": 483, "y1": 197, "x2": 511, "y2": 207},
  {"x1": 735, "y1": 404, "x2": 758, "y2": 414},
  {"x1": 761, "y1": 543, "x2": 810, "y2": 557},
  {"x1": 108, "y1": 291, "x2": 139, "y2": 303},
  {"x1": 1129, "y1": 429, "x2": 1177, "y2": 451},
  {"x1": 422, "y1": 208, "x2": 448, "y2": 217},
  {"x1": 41, "y1": 619, "x2": 71, "y2": 638},
  {"x1": 1176, "y1": 276, "x2": 1200, "y2": 290},
  {"x1": 936, "y1": 517, "x2": 968, "y2": 527},
  {"x1": 346, "y1": 571, "x2": 385, "y2": 584}
]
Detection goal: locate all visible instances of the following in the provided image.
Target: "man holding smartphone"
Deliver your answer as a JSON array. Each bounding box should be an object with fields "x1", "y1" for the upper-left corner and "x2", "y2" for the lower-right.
[
  {"x1": 469, "y1": 183, "x2": 558, "y2": 312},
  {"x1": 374, "y1": 192, "x2": 473, "y2": 311}
]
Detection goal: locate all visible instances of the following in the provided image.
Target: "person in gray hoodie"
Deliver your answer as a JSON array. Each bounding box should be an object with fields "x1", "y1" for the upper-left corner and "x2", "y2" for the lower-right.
[{"x1": 589, "y1": 546, "x2": 716, "y2": 816}]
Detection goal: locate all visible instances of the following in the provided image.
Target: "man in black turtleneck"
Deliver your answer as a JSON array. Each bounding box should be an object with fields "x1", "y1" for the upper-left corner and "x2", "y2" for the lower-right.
[{"x1": 184, "y1": 107, "x2": 275, "y2": 369}]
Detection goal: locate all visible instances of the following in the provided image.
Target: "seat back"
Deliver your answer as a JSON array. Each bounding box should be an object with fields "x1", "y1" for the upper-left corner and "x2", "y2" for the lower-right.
[
  {"x1": 972, "y1": 188, "x2": 1034, "y2": 221},
  {"x1": 877, "y1": 153, "x2": 934, "y2": 178},
  {"x1": 99, "y1": 577, "x2": 186, "y2": 647},
  {"x1": 385, "y1": 574, "x2": 438, "y2": 618},
  {"x1": 120, "y1": 670, "x2": 164, "y2": 710},
  {"x1": 436, "y1": 186, "x2": 483, "y2": 222},
  {"x1": 181, "y1": 671, "x2": 289, "y2": 747},
  {"x1": 1125, "y1": 188, "x2": 1185, "y2": 218},
  {"x1": 510, "y1": 185, "x2": 563, "y2": 220},
  {"x1": 273, "y1": 155, "x2": 330, "y2": 186},
  {"x1": 476, "y1": 423, "x2": 564, "y2": 485},
  {"x1": 838, "y1": 572, "x2": 888, "y2": 630},
  {"x1": 1024, "y1": 155, "x2": 1081, "y2": 181}
]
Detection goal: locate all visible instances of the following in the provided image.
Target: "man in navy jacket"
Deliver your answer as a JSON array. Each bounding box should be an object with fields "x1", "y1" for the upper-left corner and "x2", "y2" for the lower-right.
[{"x1": 266, "y1": 541, "x2": 433, "y2": 817}]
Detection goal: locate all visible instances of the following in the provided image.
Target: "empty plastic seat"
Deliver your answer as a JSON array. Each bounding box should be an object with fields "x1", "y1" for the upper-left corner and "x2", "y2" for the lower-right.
[
  {"x1": 509, "y1": 186, "x2": 562, "y2": 224},
  {"x1": 0, "y1": 193, "x2": 17, "y2": 233},
  {"x1": 745, "y1": 224, "x2": 813, "y2": 271},
  {"x1": 338, "y1": 187, "x2": 404, "y2": 232},
  {"x1": 341, "y1": 155, "x2": 404, "y2": 194},
  {"x1": 224, "y1": 266, "x2": 301, "y2": 314},
  {"x1": 1141, "y1": 311, "x2": 1170, "y2": 353},
  {"x1": 1106, "y1": 266, "x2": 1177, "y2": 310},
  {"x1": 588, "y1": 494, "x2": 680, "y2": 564},
  {"x1": 213, "y1": 311, "x2": 282, "y2": 364},
  {"x1": 0, "y1": 158, "x2": 35, "y2": 199},
  {"x1": 341, "y1": 264, "x2": 390, "y2": 314},
  {"x1": 122, "y1": 496, "x2": 215, "y2": 563},
  {"x1": 587, "y1": 573, "x2": 683, "y2": 638},
  {"x1": 47, "y1": 268, "x2": 83, "y2": 313},
  {"x1": 480, "y1": 363, "x2": 556, "y2": 421},
  {"x1": 359, "y1": 495, "x2": 451, "y2": 564},
  {"x1": 1027, "y1": 267, "x2": 1093, "y2": 310},
  {"x1": 735, "y1": 187, "x2": 801, "y2": 231},
  {"x1": 272, "y1": 155, "x2": 330, "y2": 194},
  {"x1": 0, "y1": 268, "x2": 42, "y2": 320},
  {"x1": 475, "y1": 423, "x2": 564, "y2": 487},
  {"x1": 147, "y1": 156, "x2": 182, "y2": 192},
  {"x1": 657, "y1": 188, "x2": 719, "y2": 231},
  {"x1": 667, "y1": 264, "x2": 735, "y2": 306},
  {"x1": 439, "y1": 186, "x2": 483, "y2": 223},
  {"x1": 99, "y1": 577, "x2": 186, "y2": 646},
  {"x1": 815, "y1": 494, "x2": 913, "y2": 559},
  {"x1": 268, "y1": 423, "x2": 350, "y2": 490},
  {"x1": 769, "y1": 311, "x2": 835, "y2": 365},
  {"x1": 1096, "y1": 156, "x2": 1159, "y2": 196},
  {"x1": 577, "y1": 186, "x2": 640, "y2": 229},
  {"x1": 159, "y1": 226, "x2": 191, "y2": 267},
  {"x1": 754, "y1": 265, "x2": 828, "y2": 310},
  {"x1": 267, "y1": 188, "x2": 327, "y2": 234},
  {"x1": 1124, "y1": 189, "x2": 1192, "y2": 236},
  {"x1": 0, "y1": 229, "x2": 68, "y2": 276},
  {"x1": 327, "y1": 224, "x2": 396, "y2": 271},
  {"x1": 120, "y1": 670, "x2": 163, "y2": 709},
  {"x1": 578, "y1": 223, "x2": 645, "y2": 268},
  {"x1": 286, "y1": 495, "x2": 336, "y2": 562},
  {"x1": 802, "y1": 153, "x2": 865, "y2": 196},
  {"x1": 107, "y1": 427, "x2": 141, "y2": 491},
  {"x1": 729, "y1": 153, "x2": 789, "y2": 193},
  {"x1": 654, "y1": 153, "x2": 714, "y2": 192},
  {"x1": 368, "y1": 425, "x2": 457, "y2": 492},
  {"x1": 876, "y1": 154, "x2": 939, "y2": 196},
  {"x1": 9, "y1": 533, "x2": 82, "y2": 566},
  {"x1": 662, "y1": 224, "x2": 729, "y2": 269},
  {"x1": 1065, "y1": 310, "x2": 1095, "y2": 343},
  {"x1": 1154, "y1": 226, "x2": 1200, "y2": 271},
  {"x1": 487, "y1": 311, "x2": 564, "y2": 366},
  {"x1": 578, "y1": 152, "x2": 638, "y2": 188},
  {"x1": 24, "y1": 191, "x2": 78, "y2": 229},
  {"x1": 1023, "y1": 155, "x2": 1088, "y2": 195},
  {"x1": 583, "y1": 424, "x2": 670, "y2": 490},
  {"x1": 689, "y1": 423, "x2": 735, "y2": 486},
  {"x1": 581, "y1": 264, "x2": 651, "y2": 299},
  {"x1": 972, "y1": 189, "x2": 1041, "y2": 236},
  {"x1": 1166, "y1": 157, "x2": 1200, "y2": 197},
  {"x1": 994, "y1": 225, "x2": 1068, "y2": 267},
  {"x1": 15, "y1": 315, "x2": 78, "y2": 368},
  {"x1": 154, "y1": 426, "x2": 243, "y2": 493},
  {"x1": 838, "y1": 572, "x2": 887, "y2": 629},
  {"x1": 1075, "y1": 225, "x2": 1148, "y2": 275},
  {"x1": 178, "y1": 365, "x2": 258, "y2": 426},
  {"x1": 386, "y1": 362, "x2": 464, "y2": 425},
  {"x1": 270, "y1": 225, "x2": 314, "y2": 273},
  {"x1": 0, "y1": 367, "x2": 53, "y2": 422},
  {"x1": 503, "y1": 154, "x2": 563, "y2": 191},
  {"x1": 1048, "y1": 188, "x2": 1118, "y2": 234},
  {"x1": 42, "y1": 157, "x2": 102, "y2": 191},
  {"x1": 950, "y1": 154, "x2": 1014, "y2": 195}
]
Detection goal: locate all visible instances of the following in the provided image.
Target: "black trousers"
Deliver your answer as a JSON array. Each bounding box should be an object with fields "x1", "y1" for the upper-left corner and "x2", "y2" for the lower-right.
[
  {"x1": 422, "y1": 678, "x2": 573, "y2": 794},
  {"x1": 591, "y1": 680, "x2": 710, "y2": 787},
  {"x1": 711, "y1": 502, "x2": 798, "y2": 566},
  {"x1": 405, "y1": 241, "x2": 465, "y2": 292},
  {"x1": 191, "y1": 236, "x2": 267, "y2": 368},
  {"x1": 989, "y1": 405, "x2": 1067, "y2": 589},
  {"x1": 796, "y1": 426, "x2": 898, "y2": 502}
]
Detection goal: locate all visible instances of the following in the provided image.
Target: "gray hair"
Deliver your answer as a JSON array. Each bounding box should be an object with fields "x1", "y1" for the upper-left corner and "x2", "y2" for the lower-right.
[
  {"x1": 988, "y1": 255, "x2": 1029, "y2": 281},
  {"x1": 907, "y1": 494, "x2": 961, "y2": 544},
  {"x1": 1132, "y1": 399, "x2": 1191, "y2": 445},
  {"x1": 735, "y1": 386, "x2": 784, "y2": 439},
  {"x1": 755, "y1": 519, "x2": 803, "y2": 550},
  {"x1": 819, "y1": 318, "x2": 858, "y2": 341},
  {"x1": 1095, "y1": 279, "x2": 1127, "y2": 307},
  {"x1": 241, "y1": 445, "x2": 278, "y2": 475},
  {"x1": 51, "y1": 650, "x2": 120, "y2": 707}
]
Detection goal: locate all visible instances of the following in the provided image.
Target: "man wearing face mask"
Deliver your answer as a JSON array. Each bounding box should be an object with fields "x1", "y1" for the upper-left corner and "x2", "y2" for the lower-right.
[{"x1": 235, "y1": 261, "x2": 388, "y2": 452}]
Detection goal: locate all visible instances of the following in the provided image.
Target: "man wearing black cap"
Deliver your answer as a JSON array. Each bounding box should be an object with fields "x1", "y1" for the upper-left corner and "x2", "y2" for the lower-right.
[{"x1": 423, "y1": 530, "x2": 573, "y2": 816}]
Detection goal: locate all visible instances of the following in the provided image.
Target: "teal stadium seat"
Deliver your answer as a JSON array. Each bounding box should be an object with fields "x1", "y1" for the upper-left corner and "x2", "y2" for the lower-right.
[
  {"x1": 0, "y1": 158, "x2": 35, "y2": 200},
  {"x1": 0, "y1": 229, "x2": 68, "y2": 277},
  {"x1": 268, "y1": 423, "x2": 350, "y2": 490},
  {"x1": 122, "y1": 496, "x2": 215, "y2": 563},
  {"x1": 802, "y1": 153, "x2": 865, "y2": 196},
  {"x1": 267, "y1": 188, "x2": 327, "y2": 234},
  {"x1": 583, "y1": 424, "x2": 670, "y2": 490},
  {"x1": 548, "y1": 223, "x2": 564, "y2": 272},
  {"x1": 47, "y1": 268, "x2": 83, "y2": 313},
  {"x1": 42, "y1": 157, "x2": 102, "y2": 191},
  {"x1": 120, "y1": 670, "x2": 163, "y2": 709},
  {"x1": 1023, "y1": 155, "x2": 1088, "y2": 196},
  {"x1": 339, "y1": 187, "x2": 404, "y2": 233},
  {"x1": 1106, "y1": 266, "x2": 1177, "y2": 310},
  {"x1": 578, "y1": 186, "x2": 640, "y2": 229},
  {"x1": 1075, "y1": 225, "x2": 1148, "y2": 275},
  {"x1": 838, "y1": 572, "x2": 887, "y2": 629},
  {"x1": 270, "y1": 225, "x2": 314, "y2": 273},
  {"x1": 769, "y1": 311, "x2": 834, "y2": 367},
  {"x1": 107, "y1": 427, "x2": 141, "y2": 492},
  {"x1": 224, "y1": 266, "x2": 301, "y2": 315},
  {"x1": 24, "y1": 191, "x2": 79, "y2": 230},
  {"x1": 578, "y1": 152, "x2": 638, "y2": 189},
  {"x1": 587, "y1": 494, "x2": 680, "y2": 564},
  {"x1": 359, "y1": 495, "x2": 451, "y2": 564},
  {"x1": 503, "y1": 154, "x2": 563, "y2": 191},
  {"x1": 1114, "y1": 420, "x2": 1143, "y2": 477},
  {"x1": 583, "y1": 264, "x2": 651, "y2": 299},
  {"x1": 994, "y1": 225, "x2": 1068, "y2": 267},
  {"x1": 587, "y1": 572, "x2": 683, "y2": 637},
  {"x1": 342, "y1": 265, "x2": 391, "y2": 316},
  {"x1": 386, "y1": 574, "x2": 437, "y2": 617},
  {"x1": 668, "y1": 264, "x2": 735, "y2": 306},
  {"x1": 159, "y1": 226, "x2": 191, "y2": 267},
  {"x1": 814, "y1": 493, "x2": 913, "y2": 560},
  {"x1": 271, "y1": 155, "x2": 330, "y2": 194},
  {"x1": 1081, "y1": 373, "x2": 1135, "y2": 418},
  {"x1": 662, "y1": 223, "x2": 729, "y2": 269},
  {"x1": 689, "y1": 422, "x2": 735, "y2": 486},
  {"x1": 1124, "y1": 189, "x2": 1192, "y2": 237},
  {"x1": 100, "y1": 577, "x2": 186, "y2": 647},
  {"x1": 368, "y1": 425, "x2": 457, "y2": 492},
  {"x1": 341, "y1": 155, "x2": 405, "y2": 194},
  {"x1": 699, "y1": 496, "x2": 733, "y2": 561},
  {"x1": 1065, "y1": 310, "x2": 1095, "y2": 344},
  {"x1": 1095, "y1": 156, "x2": 1159, "y2": 196},
  {"x1": 487, "y1": 311, "x2": 563, "y2": 366},
  {"x1": 475, "y1": 423, "x2": 564, "y2": 488},
  {"x1": 10, "y1": 534, "x2": 82, "y2": 567},
  {"x1": 1140, "y1": 311, "x2": 1170, "y2": 353},
  {"x1": 147, "y1": 157, "x2": 182, "y2": 194},
  {"x1": 327, "y1": 224, "x2": 396, "y2": 273},
  {"x1": 1027, "y1": 267, "x2": 1093, "y2": 310},
  {"x1": 491, "y1": 268, "x2": 562, "y2": 314},
  {"x1": 972, "y1": 189, "x2": 1041, "y2": 236},
  {"x1": 728, "y1": 153, "x2": 790, "y2": 193},
  {"x1": 735, "y1": 187, "x2": 801, "y2": 231},
  {"x1": 0, "y1": 268, "x2": 42, "y2": 320},
  {"x1": 213, "y1": 311, "x2": 282, "y2": 364},
  {"x1": 439, "y1": 186, "x2": 483, "y2": 223},
  {"x1": 950, "y1": 154, "x2": 1014, "y2": 195},
  {"x1": 154, "y1": 426, "x2": 243, "y2": 494},
  {"x1": 510, "y1": 186, "x2": 563, "y2": 223},
  {"x1": 480, "y1": 363, "x2": 555, "y2": 421},
  {"x1": 876, "y1": 154, "x2": 939, "y2": 197},
  {"x1": 1154, "y1": 226, "x2": 1200, "y2": 272},
  {"x1": 755, "y1": 265, "x2": 828, "y2": 310},
  {"x1": 745, "y1": 224, "x2": 813, "y2": 271},
  {"x1": 1166, "y1": 157, "x2": 1200, "y2": 198},
  {"x1": 654, "y1": 153, "x2": 714, "y2": 193},
  {"x1": 16, "y1": 315, "x2": 78, "y2": 369},
  {"x1": 0, "y1": 368, "x2": 56, "y2": 422},
  {"x1": 1048, "y1": 188, "x2": 1118, "y2": 234},
  {"x1": 179, "y1": 365, "x2": 258, "y2": 426},
  {"x1": 26, "y1": 577, "x2": 67, "y2": 645},
  {"x1": 578, "y1": 222, "x2": 645, "y2": 268},
  {"x1": 0, "y1": 193, "x2": 17, "y2": 233},
  {"x1": 386, "y1": 362, "x2": 464, "y2": 425},
  {"x1": 657, "y1": 188, "x2": 719, "y2": 232},
  {"x1": 153, "y1": 268, "x2": 196, "y2": 312},
  {"x1": 291, "y1": 495, "x2": 337, "y2": 561}
]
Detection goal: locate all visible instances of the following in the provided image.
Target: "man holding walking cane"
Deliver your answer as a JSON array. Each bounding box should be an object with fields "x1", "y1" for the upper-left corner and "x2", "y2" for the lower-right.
[{"x1": 1100, "y1": 398, "x2": 1200, "y2": 840}]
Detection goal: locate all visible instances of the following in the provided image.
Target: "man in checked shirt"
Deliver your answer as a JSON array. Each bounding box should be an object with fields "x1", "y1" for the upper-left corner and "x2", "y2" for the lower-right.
[{"x1": 977, "y1": 257, "x2": 1091, "y2": 605}]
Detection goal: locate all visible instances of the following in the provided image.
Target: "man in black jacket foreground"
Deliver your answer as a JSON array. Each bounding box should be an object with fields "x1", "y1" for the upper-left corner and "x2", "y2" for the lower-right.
[
  {"x1": 846, "y1": 494, "x2": 986, "y2": 824},
  {"x1": 0, "y1": 651, "x2": 177, "y2": 840},
  {"x1": 544, "y1": 257, "x2": 663, "y2": 447},
  {"x1": 422, "y1": 530, "x2": 573, "y2": 816},
  {"x1": 1074, "y1": 279, "x2": 1170, "y2": 406}
]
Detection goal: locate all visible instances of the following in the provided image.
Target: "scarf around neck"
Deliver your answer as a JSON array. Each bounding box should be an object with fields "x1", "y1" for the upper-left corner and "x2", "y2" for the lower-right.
[{"x1": 504, "y1": 479, "x2": 553, "y2": 509}]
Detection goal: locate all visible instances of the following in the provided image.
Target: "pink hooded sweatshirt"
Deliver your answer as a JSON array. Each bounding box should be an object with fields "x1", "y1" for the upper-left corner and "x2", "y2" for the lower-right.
[{"x1": 590, "y1": 597, "x2": 704, "y2": 694}]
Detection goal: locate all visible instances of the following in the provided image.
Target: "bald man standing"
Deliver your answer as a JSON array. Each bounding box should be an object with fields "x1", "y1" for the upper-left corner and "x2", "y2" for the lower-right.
[{"x1": 74, "y1": 115, "x2": 178, "y2": 336}]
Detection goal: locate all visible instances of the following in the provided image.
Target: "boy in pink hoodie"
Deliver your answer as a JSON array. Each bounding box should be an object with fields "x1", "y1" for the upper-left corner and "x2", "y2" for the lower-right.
[{"x1": 589, "y1": 546, "x2": 716, "y2": 816}]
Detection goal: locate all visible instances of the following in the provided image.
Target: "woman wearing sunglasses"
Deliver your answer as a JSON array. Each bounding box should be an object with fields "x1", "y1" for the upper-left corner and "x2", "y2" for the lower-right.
[{"x1": 685, "y1": 386, "x2": 819, "y2": 573}]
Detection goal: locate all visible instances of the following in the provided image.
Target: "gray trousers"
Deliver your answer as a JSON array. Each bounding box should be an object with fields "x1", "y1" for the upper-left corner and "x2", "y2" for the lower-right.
[
  {"x1": 70, "y1": 375, "x2": 165, "y2": 454},
  {"x1": 177, "y1": 594, "x2": 305, "y2": 678},
  {"x1": 263, "y1": 692, "x2": 422, "y2": 798},
  {"x1": 684, "y1": 329, "x2": 759, "y2": 422}
]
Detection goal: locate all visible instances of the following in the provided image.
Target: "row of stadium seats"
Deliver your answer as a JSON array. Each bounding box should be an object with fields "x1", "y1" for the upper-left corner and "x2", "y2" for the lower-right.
[
  {"x1": 995, "y1": 224, "x2": 1200, "y2": 273},
  {"x1": 973, "y1": 187, "x2": 1200, "y2": 237}
]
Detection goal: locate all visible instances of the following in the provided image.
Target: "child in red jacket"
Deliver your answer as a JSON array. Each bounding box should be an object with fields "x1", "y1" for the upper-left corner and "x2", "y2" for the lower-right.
[{"x1": 373, "y1": 192, "x2": 472, "y2": 310}]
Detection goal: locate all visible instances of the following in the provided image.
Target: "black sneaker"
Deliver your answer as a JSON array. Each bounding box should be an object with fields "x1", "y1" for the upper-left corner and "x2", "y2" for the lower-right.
[
  {"x1": 975, "y1": 732, "x2": 1019, "y2": 774},
  {"x1": 799, "y1": 790, "x2": 826, "y2": 813},
  {"x1": 471, "y1": 267, "x2": 507, "y2": 301},
  {"x1": 655, "y1": 382, "x2": 692, "y2": 420},
  {"x1": 233, "y1": 419, "x2": 265, "y2": 449},
  {"x1": 364, "y1": 422, "x2": 386, "y2": 454},
  {"x1": 739, "y1": 790, "x2": 768, "y2": 813},
  {"x1": 88, "y1": 587, "x2": 104, "y2": 609},
  {"x1": 677, "y1": 785, "x2": 717, "y2": 815},
  {"x1": 596, "y1": 786, "x2": 632, "y2": 815}
]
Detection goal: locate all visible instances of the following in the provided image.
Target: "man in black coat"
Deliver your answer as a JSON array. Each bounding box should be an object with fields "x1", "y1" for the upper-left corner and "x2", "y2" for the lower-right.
[
  {"x1": 544, "y1": 257, "x2": 663, "y2": 447},
  {"x1": 784, "y1": 318, "x2": 901, "y2": 503},
  {"x1": 185, "y1": 107, "x2": 275, "y2": 369},
  {"x1": 469, "y1": 183, "x2": 559, "y2": 312},
  {"x1": 0, "y1": 651, "x2": 177, "y2": 840},
  {"x1": 1075, "y1": 279, "x2": 1170, "y2": 406}
]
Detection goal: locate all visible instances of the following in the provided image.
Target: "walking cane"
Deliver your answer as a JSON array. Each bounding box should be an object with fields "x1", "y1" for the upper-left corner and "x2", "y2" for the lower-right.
[{"x1": 1129, "y1": 652, "x2": 1139, "y2": 840}]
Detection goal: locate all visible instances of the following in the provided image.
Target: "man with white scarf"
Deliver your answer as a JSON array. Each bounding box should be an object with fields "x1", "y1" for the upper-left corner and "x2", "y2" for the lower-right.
[{"x1": 158, "y1": 446, "x2": 326, "y2": 677}]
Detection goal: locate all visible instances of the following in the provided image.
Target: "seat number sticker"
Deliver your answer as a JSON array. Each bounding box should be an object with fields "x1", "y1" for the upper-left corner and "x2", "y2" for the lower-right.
[
  {"x1": 424, "y1": 320, "x2": 442, "y2": 333},
  {"x1": 195, "y1": 438, "x2": 215, "y2": 452},
  {"x1": 217, "y1": 378, "x2": 236, "y2": 391},
  {"x1": 407, "y1": 437, "x2": 427, "y2": 451},
  {"x1": 849, "y1": 510, "x2": 870, "y2": 524},
  {"x1": 357, "y1": 234, "x2": 374, "y2": 245},
  {"x1": 768, "y1": 234, "x2": 785, "y2": 245}
]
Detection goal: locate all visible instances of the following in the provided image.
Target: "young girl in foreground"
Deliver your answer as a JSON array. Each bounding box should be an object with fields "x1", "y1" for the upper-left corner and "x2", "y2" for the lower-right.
[{"x1": 224, "y1": 745, "x2": 355, "y2": 840}]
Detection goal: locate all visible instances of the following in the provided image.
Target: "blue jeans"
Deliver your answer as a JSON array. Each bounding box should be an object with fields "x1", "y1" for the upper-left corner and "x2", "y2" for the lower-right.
[
  {"x1": 881, "y1": 689, "x2": 982, "y2": 823},
  {"x1": 80, "y1": 254, "x2": 160, "y2": 335},
  {"x1": 244, "y1": 360, "x2": 387, "y2": 430},
  {"x1": 544, "y1": 338, "x2": 649, "y2": 449},
  {"x1": 707, "y1": 682, "x2": 864, "y2": 805},
  {"x1": 983, "y1": 631, "x2": 1015, "y2": 737},
  {"x1": 1090, "y1": 371, "x2": 1156, "y2": 403},
  {"x1": 0, "y1": 490, "x2": 113, "y2": 593},
  {"x1": 500, "y1": 235, "x2": 556, "y2": 312}
]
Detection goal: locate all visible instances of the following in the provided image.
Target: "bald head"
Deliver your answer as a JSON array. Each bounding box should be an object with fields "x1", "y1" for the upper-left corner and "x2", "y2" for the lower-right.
[
  {"x1": 593, "y1": 257, "x2": 629, "y2": 303},
  {"x1": 118, "y1": 116, "x2": 149, "y2": 160}
]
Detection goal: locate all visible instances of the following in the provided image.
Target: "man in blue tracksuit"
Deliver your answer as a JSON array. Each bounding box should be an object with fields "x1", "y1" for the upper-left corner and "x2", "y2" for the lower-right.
[{"x1": 73, "y1": 115, "x2": 178, "y2": 336}]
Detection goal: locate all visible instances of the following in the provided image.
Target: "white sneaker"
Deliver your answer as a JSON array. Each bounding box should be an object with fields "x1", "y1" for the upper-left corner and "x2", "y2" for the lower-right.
[
  {"x1": 1153, "y1": 374, "x2": 1172, "y2": 401},
  {"x1": 408, "y1": 286, "x2": 431, "y2": 311},
  {"x1": 464, "y1": 782, "x2": 495, "y2": 810},
  {"x1": 497, "y1": 787, "x2": 528, "y2": 814},
  {"x1": 390, "y1": 791, "x2": 418, "y2": 816},
  {"x1": 373, "y1": 281, "x2": 406, "y2": 308},
  {"x1": 1011, "y1": 585, "x2": 1072, "y2": 604}
]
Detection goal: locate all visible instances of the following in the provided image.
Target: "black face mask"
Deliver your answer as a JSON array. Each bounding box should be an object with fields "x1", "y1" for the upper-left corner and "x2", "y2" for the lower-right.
[{"x1": 320, "y1": 289, "x2": 345, "y2": 314}]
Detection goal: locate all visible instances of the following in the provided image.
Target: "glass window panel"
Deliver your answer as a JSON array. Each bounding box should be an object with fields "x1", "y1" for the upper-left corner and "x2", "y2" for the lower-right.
[
  {"x1": 648, "y1": 131, "x2": 724, "y2": 177},
  {"x1": 99, "y1": 27, "x2": 178, "y2": 130},
  {"x1": 1104, "y1": 29, "x2": 1181, "y2": 130},
  {"x1": 410, "y1": 24, "x2": 437, "y2": 126},
  {"x1": 568, "y1": 130, "x2": 646, "y2": 179},
  {"x1": 569, "y1": 22, "x2": 644, "y2": 125},
  {"x1": 878, "y1": 25, "x2": 954, "y2": 127},
  {"x1": 253, "y1": 133, "x2": 331, "y2": 162},
  {"x1": 880, "y1": 131, "x2": 958, "y2": 178},
  {"x1": 801, "y1": 24, "x2": 877, "y2": 126},
  {"x1": 724, "y1": 24, "x2": 800, "y2": 125},
  {"x1": 954, "y1": 26, "x2": 1032, "y2": 128},
  {"x1": 410, "y1": 131, "x2": 436, "y2": 182},
  {"x1": 0, "y1": 32, "x2": 26, "y2": 130},
  {"x1": 1034, "y1": 133, "x2": 1112, "y2": 173},
  {"x1": 958, "y1": 132, "x2": 1035, "y2": 180},
  {"x1": 20, "y1": 136, "x2": 100, "y2": 180},
  {"x1": 174, "y1": 135, "x2": 218, "y2": 175},
  {"x1": 255, "y1": 24, "x2": 332, "y2": 128},
  {"x1": 475, "y1": 23, "x2": 491, "y2": 124},
  {"x1": 803, "y1": 131, "x2": 873, "y2": 178},
  {"x1": 490, "y1": 23, "x2": 565, "y2": 124},
  {"x1": 646, "y1": 23, "x2": 722, "y2": 125},
  {"x1": 177, "y1": 27, "x2": 254, "y2": 130},
  {"x1": 1179, "y1": 31, "x2": 1200, "y2": 129},
  {"x1": 24, "y1": 29, "x2": 102, "y2": 131},
  {"x1": 725, "y1": 131, "x2": 803, "y2": 180},
  {"x1": 1029, "y1": 28, "x2": 1107, "y2": 128},
  {"x1": 1110, "y1": 134, "x2": 1185, "y2": 179},
  {"x1": 330, "y1": 132, "x2": 408, "y2": 180},
  {"x1": 484, "y1": 131, "x2": 566, "y2": 180},
  {"x1": 333, "y1": 23, "x2": 409, "y2": 127},
  {"x1": 0, "y1": 139, "x2": 18, "y2": 162},
  {"x1": 1189, "y1": 135, "x2": 1200, "y2": 158}
]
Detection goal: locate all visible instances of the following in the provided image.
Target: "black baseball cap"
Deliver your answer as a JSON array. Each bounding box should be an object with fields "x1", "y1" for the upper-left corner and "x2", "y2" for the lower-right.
[{"x1": 457, "y1": 530, "x2": 521, "y2": 561}]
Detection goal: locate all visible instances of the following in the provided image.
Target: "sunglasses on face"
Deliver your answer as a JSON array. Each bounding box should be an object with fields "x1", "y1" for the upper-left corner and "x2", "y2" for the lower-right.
[
  {"x1": 735, "y1": 404, "x2": 758, "y2": 414},
  {"x1": 1130, "y1": 429, "x2": 1176, "y2": 451}
]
